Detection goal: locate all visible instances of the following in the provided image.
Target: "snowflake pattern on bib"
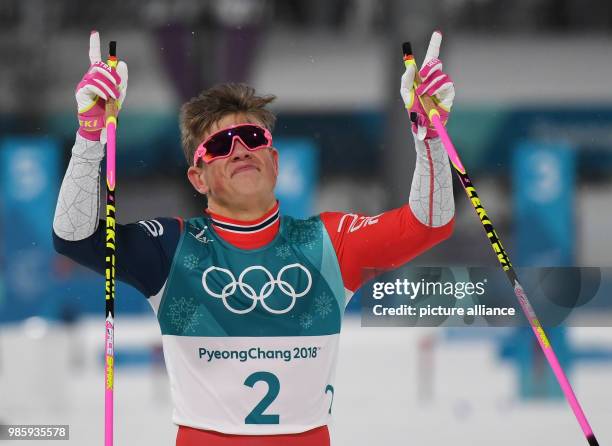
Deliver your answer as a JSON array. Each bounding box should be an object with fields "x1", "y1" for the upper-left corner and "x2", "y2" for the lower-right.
[
  {"x1": 183, "y1": 254, "x2": 199, "y2": 270},
  {"x1": 168, "y1": 296, "x2": 202, "y2": 334},
  {"x1": 314, "y1": 292, "x2": 333, "y2": 319},
  {"x1": 298, "y1": 312, "x2": 314, "y2": 330},
  {"x1": 287, "y1": 218, "x2": 322, "y2": 250},
  {"x1": 275, "y1": 244, "x2": 292, "y2": 259}
]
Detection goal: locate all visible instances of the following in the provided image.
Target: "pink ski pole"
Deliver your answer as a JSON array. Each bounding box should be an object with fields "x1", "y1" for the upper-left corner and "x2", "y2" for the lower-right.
[
  {"x1": 402, "y1": 41, "x2": 598, "y2": 446},
  {"x1": 104, "y1": 40, "x2": 118, "y2": 446}
]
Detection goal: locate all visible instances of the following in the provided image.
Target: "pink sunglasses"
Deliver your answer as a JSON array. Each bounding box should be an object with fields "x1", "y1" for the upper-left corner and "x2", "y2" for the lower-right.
[{"x1": 193, "y1": 124, "x2": 273, "y2": 166}]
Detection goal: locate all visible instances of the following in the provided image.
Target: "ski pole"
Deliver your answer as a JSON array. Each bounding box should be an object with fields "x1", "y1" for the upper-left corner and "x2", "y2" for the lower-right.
[
  {"x1": 104, "y1": 40, "x2": 118, "y2": 446},
  {"x1": 401, "y1": 41, "x2": 598, "y2": 446}
]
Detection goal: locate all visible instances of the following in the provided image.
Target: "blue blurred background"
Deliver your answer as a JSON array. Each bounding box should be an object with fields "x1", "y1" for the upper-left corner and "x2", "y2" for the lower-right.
[{"x1": 0, "y1": 1, "x2": 611, "y2": 444}]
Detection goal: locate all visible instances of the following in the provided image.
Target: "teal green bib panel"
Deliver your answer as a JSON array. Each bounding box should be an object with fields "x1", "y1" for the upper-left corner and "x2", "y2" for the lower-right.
[{"x1": 157, "y1": 216, "x2": 345, "y2": 337}]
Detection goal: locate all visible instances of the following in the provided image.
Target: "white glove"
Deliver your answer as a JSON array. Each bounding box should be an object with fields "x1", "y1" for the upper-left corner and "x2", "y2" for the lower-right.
[
  {"x1": 75, "y1": 31, "x2": 128, "y2": 142},
  {"x1": 400, "y1": 31, "x2": 455, "y2": 140}
]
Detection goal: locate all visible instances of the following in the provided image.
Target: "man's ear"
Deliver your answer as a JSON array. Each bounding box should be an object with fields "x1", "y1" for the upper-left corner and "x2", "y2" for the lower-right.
[{"x1": 187, "y1": 166, "x2": 210, "y2": 195}]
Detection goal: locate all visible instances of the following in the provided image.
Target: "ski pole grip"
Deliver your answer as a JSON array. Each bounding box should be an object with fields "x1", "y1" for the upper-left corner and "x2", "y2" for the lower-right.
[
  {"x1": 108, "y1": 41, "x2": 117, "y2": 67},
  {"x1": 106, "y1": 41, "x2": 118, "y2": 122},
  {"x1": 402, "y1": 41, "x2": 439, "y2": 121}
]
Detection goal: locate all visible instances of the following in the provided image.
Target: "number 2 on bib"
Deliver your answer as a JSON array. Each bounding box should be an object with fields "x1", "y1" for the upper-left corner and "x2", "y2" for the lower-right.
[{"x1": 244, "y1": 371, "x2": 280, "y2": 424}]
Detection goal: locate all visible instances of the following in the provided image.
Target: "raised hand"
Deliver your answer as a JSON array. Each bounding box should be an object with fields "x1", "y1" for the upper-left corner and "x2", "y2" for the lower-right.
[
  {"x1": 400, "y1": 31, "x2": 455, "y2": 140},
  {"x1": 75, "y1": 31, "x2": 128, "y2": 141}
]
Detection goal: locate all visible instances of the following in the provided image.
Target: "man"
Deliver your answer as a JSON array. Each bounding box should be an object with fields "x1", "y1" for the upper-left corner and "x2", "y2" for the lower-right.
[{"x1": 53, "y1": 30, "x2": 455, "y2": 445}]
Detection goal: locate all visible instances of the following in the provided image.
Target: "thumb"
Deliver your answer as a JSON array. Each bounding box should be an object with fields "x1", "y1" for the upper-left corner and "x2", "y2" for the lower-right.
[
  {"x1": 400, "y1": 62, "x2": 416, "y2": 107},
  {"x1": 89, "y1": 30, "x2": 101, "y2": 64},
  {"x1": 116, "y1": 61, "x2": 128, "y2": 88},
  {"x1": 115, "y1": 61, "x2": 128, "y2": 108}
]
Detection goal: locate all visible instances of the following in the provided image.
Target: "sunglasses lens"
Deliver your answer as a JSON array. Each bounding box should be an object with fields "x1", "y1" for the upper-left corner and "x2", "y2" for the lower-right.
[
  {"x1": 204, "y1": 131, "x2": 234, "y2": 158},
  {"x1": 238, "y1": 125, "x2": 270, "y2": 149}
]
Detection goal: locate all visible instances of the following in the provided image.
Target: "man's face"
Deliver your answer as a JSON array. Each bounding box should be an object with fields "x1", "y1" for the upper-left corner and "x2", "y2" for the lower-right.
[{"x1": 187, "y1": 113, "x2": 279, "y2": 209}]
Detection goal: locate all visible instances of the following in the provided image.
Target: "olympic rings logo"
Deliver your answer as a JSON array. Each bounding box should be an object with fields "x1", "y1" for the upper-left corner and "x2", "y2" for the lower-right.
[{"x1": 202, "y1": 264, "x2": 312, "y2": 314}]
